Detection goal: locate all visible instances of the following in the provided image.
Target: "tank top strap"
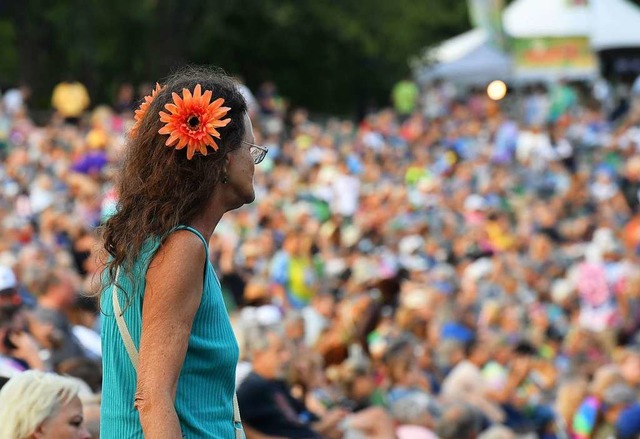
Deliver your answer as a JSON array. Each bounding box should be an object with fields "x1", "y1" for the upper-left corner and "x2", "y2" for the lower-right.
[{"x1": 173, "y1": 225, "x2": 209, "y2": 253}]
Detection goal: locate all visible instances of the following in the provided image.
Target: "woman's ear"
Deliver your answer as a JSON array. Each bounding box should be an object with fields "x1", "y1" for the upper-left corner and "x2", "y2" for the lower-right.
[
  {"x1": 221, "y1": 154, "x2": 231, "y2": 184},
  {"x1": 33, "y1": 422, "x2": 47, "y2": 439}
]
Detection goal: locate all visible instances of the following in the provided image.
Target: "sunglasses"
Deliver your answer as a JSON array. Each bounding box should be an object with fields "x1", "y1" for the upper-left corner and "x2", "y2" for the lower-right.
[{"x1": 242, "y1": 141, "x2": 268, "y2": 165}]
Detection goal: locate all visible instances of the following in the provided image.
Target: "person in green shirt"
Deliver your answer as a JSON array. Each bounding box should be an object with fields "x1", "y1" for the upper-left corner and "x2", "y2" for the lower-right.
[{"x1": 392, "y1": 77, "x2": 420, "y2": 122}]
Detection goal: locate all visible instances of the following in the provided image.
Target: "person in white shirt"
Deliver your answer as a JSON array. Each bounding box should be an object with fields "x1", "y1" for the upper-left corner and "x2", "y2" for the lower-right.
[{"x1": 331, "y1": 161, "x2": 360, "y2": 219}]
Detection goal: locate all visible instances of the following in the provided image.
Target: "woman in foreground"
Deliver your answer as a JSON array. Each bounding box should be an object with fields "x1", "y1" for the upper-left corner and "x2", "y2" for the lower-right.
[{"x1": 100, "y1": 67, "x2": 267, "y2": 438}]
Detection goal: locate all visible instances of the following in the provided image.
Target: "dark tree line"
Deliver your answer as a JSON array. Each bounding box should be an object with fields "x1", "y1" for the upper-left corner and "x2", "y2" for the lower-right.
[{"x1": 0, "y1": 0, "x2": 469, "y2": 115}]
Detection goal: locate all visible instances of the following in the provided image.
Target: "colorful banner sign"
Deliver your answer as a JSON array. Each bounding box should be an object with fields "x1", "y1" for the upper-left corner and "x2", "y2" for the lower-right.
[{"x1": 512, "y1": 36, "x2": 597, "y2": 70}]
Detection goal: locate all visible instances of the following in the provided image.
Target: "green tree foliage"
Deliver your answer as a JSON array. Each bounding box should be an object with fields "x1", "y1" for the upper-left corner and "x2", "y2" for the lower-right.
[{"x1": 0, "y1": 0, "x2": 469, "y2": 115}]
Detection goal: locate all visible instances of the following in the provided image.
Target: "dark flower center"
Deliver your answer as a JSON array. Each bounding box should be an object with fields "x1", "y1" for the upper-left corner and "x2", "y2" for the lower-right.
[{"x1": 187, "y1": 115, "x2": 201, "y2": 129}]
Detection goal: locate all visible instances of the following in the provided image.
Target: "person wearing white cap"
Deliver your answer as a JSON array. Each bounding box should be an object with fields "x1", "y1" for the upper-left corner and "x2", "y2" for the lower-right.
[{"x1": 0, "y1": 265, "x2": 21, "y2": 308}]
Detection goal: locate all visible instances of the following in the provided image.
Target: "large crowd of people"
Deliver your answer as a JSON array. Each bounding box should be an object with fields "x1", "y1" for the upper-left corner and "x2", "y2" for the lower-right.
[{"x1": 0, "y1": 74, "x2": 639, "y2": 438}]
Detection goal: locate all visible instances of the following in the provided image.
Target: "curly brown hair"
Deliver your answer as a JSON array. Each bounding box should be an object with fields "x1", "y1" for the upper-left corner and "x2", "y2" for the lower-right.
[{"x1": 99, "y1": 66, "x2": 247, "y2": 305}]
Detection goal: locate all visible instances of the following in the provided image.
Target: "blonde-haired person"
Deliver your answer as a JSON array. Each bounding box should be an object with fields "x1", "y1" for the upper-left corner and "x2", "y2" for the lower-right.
[{"x1": 0, "y1": 370, "x2": 91, "y2": 439}]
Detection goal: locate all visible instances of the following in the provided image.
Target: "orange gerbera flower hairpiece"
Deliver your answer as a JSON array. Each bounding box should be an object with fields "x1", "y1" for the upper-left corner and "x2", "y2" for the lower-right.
[
  {"x1": 158, "y1": 84, "x2": 231, "y2": 160},
  {"x1": 131, "y1": 82, "x2": 165, "y2": 137}
]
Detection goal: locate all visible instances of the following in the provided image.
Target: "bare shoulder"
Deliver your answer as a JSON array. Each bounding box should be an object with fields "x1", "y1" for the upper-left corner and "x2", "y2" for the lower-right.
[
  {"x1": 145, "y1": 229, "x2": 208, "y2": 300},
  {"x1": 151, "y1": 229, "x2": 207, "y2": 266}
]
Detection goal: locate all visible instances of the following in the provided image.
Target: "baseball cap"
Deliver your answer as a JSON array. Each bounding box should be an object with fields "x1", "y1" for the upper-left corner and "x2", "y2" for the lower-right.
[{"x1": 0, "y1": 265, "x2": 17, "y2": 292}]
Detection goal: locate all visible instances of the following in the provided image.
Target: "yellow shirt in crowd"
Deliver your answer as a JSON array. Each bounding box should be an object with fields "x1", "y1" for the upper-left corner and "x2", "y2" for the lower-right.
[{"x1": 51, "y1": 81, "x2": 90, "y2": 118}]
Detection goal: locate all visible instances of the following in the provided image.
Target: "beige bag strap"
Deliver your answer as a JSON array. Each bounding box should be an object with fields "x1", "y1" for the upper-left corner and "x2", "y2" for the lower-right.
[
  {"x1": 111, "y1": 266, "x2": 243, "y2": 439},
  {"x1": 111, "y1": 267, "x2": 139, "y2": 370}
]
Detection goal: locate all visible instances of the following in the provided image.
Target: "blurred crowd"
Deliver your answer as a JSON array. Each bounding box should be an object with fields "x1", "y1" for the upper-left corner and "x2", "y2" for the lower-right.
[{"x1": 0, "y1": 74, "x2": 639, "y2": 439}]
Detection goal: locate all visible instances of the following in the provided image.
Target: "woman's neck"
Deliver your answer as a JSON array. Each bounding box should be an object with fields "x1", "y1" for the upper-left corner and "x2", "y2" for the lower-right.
[{"x1": 189, "y1": 208, "x2": 224, "y2": 240}]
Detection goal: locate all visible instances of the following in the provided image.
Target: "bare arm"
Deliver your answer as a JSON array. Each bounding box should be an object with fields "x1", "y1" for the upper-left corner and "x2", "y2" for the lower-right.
[{"x1": 134, "y1": 231, "x2": 206, "y2": 438}]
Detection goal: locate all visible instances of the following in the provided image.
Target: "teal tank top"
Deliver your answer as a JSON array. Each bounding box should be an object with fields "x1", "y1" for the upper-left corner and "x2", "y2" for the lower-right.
[{"x1": 100, "y1": 226, "x2": 241, "y2": 438}]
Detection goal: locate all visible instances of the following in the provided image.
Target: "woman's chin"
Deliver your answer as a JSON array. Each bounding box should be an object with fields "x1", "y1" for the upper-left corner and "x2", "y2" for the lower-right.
[
  {"x1": 244, "y1": 190, "x2": 256, "y2": 205},
  {"x1": 227, "y1": 189, "x2": 255, "y2": 211}
]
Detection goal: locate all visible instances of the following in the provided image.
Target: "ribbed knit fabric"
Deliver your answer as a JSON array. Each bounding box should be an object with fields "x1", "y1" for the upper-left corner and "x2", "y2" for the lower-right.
[{"x1": 100, "y1": 226, "x2": 240, "y2": 438}]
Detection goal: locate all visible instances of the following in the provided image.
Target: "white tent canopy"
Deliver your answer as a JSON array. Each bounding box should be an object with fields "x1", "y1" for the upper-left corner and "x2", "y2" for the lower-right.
[
  {"x1": 416, "y1": 29, "x2": 513, "y2": 85},
  {"x1": 429, "y1": 28, "x2": 488, "y2": 64},
  {"x1": 591, "y1": 0, "x2": 640, "y2": 51},
  {"x1": 418, "y1": 43, "x2": 513, "y2": 84},
  {"x1": 503, "y1": 0, "x2": 590, "y2": 38}
]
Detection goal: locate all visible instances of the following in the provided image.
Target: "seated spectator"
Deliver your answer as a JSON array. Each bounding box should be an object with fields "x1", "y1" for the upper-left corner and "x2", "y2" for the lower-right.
[
  {"x1": 57, "y1": 357, "x2": 102, "y2": 394},
  {"x1": 617, "y1": 345, "x2": 640, "y2": 391},
  {"x1": 440, "y1": 337, "x2": 505, "y2": 423},
  {"x1": 237, "y1": 325, "x2": 344, "y2": 439},
  {"x1": 334, "y1": 353, "x2": 378, "y2": 412},
  {"x1": 68, "y1": 296, "x2": 101, "y2": 359},
  {"x1": 391, "y1": 391, "x2": 440, "y2": 439},
  {"x1": 484, "y1": 340, "x2": 555, "y2": 436},
  {"x1": 572, "y1": 364, "x2": 625, "y2": 439},
  {"x1": 33, "y1": 269, "x2": 88, "y2": 368},
  {"x1": 0, "y1": 305, "x2": 46, "y2": 377},
  {"x1": 0, "y1": 370, "x2": 91, "y2": 438},
  {"x1": 599, "y1": 383, "x2": 638, "y2": 439},
  {"x1": 384, "y1": 336, "x2": 430, "y2": 404},
  {"x1": 238, "y1": 325, "x2": 395, "y2": 439},
  {"x1": 436, "y1": 402, "x2": 482, "y2": 439}
]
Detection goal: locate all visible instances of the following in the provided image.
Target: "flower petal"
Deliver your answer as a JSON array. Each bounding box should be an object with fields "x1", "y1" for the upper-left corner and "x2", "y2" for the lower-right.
[
  {"x1": 209, "y1": 107, "x2": 230, "y2": 119},
  {"x1": 172, "y1": 92, "x2": 183, "y2": 107},
  {"x1": 209, "y1": 97, "x2": 225, "y2": 110},
  {"x1": 158, "y1": 125, "x2": 172, "y2": 135},
  {"x1": 186, "y1": 145, "x2": 195, "y2": 160},
  {"x1": 164, "y1": 103, "x2": 179, "y2": 114},
  {"x1": 201, "y1": 89, "x2": 212, "y2": 106},
  {"x1": 131, "y1": 84, "x2": 166, "y2": 137},
  {"x1": 208, "y1": 118, "x2": 230, "y2": 129},
  {"x1": 204, "y1": 134, "x2": 216, "y2": 147},
  {"x1": 177, "y1": 135, "x2": 189, "y2": 150},
  {"x1": 165, "y1": 132, "x2": 180, "y2": 146},
  {"x1": 182, "y1": 87, "x2": 193, "y2": 107},
  {"x1": 159, "y1": 112, "x2": 173, "y2": 124}
]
